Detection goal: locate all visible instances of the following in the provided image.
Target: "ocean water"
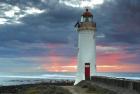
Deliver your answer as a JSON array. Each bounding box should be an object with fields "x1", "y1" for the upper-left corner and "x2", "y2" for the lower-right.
[
  {"x1": 0, "y1": 72, "x2": 75, "y2": 86},
  {"x1": 0, "y1": 72, "x2": 140, "y2": 86}
]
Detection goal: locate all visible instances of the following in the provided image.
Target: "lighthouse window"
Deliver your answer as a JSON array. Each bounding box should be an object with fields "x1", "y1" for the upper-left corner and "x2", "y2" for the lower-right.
[
  {"x1": 83, "y1": 17, "x2": 85, "y2": 22},
  {"x1": 89, "y1": 17, "x2": 92, "y2": 22},
  {"x1": 81, "y1": 16, "x2": 84, "y2": 22},
  {"x1": 85, "y1": 17, "x2": 89, "y2": 22}
]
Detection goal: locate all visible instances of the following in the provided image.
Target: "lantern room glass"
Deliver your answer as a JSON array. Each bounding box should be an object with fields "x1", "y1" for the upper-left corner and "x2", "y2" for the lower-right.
[{"x1": 81, "y1": 16, "x2": 93, "y2": 22}]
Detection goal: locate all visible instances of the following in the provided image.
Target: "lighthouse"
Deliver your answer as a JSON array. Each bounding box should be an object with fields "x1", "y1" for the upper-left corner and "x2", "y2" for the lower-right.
[{"x1": 74, "y1": 9, "x2": 96, "y2": 85}]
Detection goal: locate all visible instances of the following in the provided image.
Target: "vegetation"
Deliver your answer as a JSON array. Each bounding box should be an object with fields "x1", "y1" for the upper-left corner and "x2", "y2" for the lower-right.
[
  {"x1": 21, "y1": 85, "x2": 72, "y2": 94},
  {"x1": 0, "y1": 83, "x2": 72, "y2": 94},
  {"x1": 77, "y1": 81, "x2": 117, "y2": 94}
]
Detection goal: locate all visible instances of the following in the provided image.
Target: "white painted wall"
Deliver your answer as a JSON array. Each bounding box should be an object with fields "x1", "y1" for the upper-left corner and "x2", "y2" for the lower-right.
[{"x1": 74, "y1": 30, "x2": 96, "y2": 85}]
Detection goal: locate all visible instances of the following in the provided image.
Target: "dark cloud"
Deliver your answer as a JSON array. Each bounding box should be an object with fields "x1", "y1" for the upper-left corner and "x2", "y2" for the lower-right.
[
  {"x1": 95, "y1": 0, "x2": 140, "y2": 45},
  {"x1": 0, "y1": 0, "x2": 140, "y2": 69},
  {"x1": 0, "y1": 0, "x2": 81, "y2": 47}
]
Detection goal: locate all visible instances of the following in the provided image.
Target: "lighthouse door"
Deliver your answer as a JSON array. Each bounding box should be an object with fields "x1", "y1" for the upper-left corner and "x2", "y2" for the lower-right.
[{"x1": 85, "y1": 63, "x2": 90, "y2": 80}]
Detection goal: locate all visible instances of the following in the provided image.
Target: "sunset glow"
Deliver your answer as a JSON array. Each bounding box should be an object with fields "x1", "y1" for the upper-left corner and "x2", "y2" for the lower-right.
[
  {"x1": 33, "y1": 44, "x2": 140, "y2": 73},
  {"x1": 0, "y1": 0, "x2": 140, "y2": 75},
  {"x1": 97, "y1": 64, "x2": 140, "y2": 72}
]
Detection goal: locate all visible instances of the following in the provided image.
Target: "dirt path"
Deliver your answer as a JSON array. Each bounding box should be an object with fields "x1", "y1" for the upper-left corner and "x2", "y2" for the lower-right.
[{"x1": 62, "y1": 86, "x2": 98, "y2": 94}]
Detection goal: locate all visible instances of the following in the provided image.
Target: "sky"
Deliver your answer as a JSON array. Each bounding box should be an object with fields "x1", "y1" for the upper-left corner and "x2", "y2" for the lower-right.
[{"x1": 0, "y1": 0, "x2": 140, "y2": 74}]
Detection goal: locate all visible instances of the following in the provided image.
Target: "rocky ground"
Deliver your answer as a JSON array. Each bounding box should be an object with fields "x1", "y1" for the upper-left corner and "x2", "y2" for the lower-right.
[
  {"x1": 0, "y1": 82, "x2": 109, "y2": 94},
  {"x1": 63, "y1": 84, "x2": 118, "y2": 94},
  {"x1": 76, "y1": 81, "x2": 139, "y2": 94},
  {"x1": 0, "y1": 81, "x2": 138, "y2": 94},
  {"x1": 62, "y1": 86, "x2": 98, "y2": 94}
]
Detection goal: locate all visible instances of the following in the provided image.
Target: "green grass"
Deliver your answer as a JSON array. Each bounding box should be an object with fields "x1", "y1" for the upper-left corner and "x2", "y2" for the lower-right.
[{"x1": 21, "y1": 85, "x2": 72, "y2": 94}]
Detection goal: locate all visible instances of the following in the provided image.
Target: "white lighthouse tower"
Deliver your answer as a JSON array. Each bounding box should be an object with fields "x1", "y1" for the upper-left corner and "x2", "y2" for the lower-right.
[{"x1": 74, "y1": 9, "x2": 96, "y2": 85}]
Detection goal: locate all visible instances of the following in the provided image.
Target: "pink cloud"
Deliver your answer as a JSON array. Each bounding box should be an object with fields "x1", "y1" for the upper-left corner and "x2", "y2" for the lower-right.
[
  {"x1": 96, "y1": 46, "x2": 138, "y2": 72},
  {"x1": 42, "y1": 56, "x2": 77, "y2": 72},
  {"x1": 41, "y1": 44, "x2": 139, "y2": 72}
]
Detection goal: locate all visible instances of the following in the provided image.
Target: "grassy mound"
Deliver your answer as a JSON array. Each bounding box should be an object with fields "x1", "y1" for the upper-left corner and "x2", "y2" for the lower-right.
[
  {"x1": 77, "y1": 81, "x2": 117, "y2": 94},
  {"x1": 22, "y1": 85, "x2": 71, "y2": 94}
]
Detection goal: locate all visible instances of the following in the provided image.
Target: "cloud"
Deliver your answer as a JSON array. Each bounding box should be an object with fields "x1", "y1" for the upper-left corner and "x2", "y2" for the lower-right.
[
  {"x1": 59, "y1": 0, "x2": 104, "y2": 8},
  {"x1": 95, "y1": 0, "x2": 140, "y2": 45},
  {"x1": 0, "y1": 0, "x2": 140, "y2": 73},
  {"x1": 41, "y1": 56, "x2": 77, "y2": 72},
  {"x1": 0, "y1": 57, "x2": 43, "y2": 72},
  {"x1": 0, "y1": 2, "x2": 45, "y2": 25},
  {"x1": 97, "y1": 64, "x2": 140, "y2": 72}
]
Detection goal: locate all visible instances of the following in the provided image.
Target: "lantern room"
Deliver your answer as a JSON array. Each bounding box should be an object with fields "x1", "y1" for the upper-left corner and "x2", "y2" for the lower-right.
[{"x1": 81, "y1": 9, "x2": 93, "y2": 22}]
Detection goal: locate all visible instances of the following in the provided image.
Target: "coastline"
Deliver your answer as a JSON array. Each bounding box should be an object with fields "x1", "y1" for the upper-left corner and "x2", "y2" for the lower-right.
[
  {"x1": 1, "y1": 76, "x2": 140, "y2": 94},
  {"x1": 0, "y1": 79, "x2": 139, "y2": 94}
]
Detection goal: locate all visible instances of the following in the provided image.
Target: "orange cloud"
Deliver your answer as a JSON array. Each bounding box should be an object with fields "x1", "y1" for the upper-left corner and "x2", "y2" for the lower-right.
[
  {"x1": 42, "y1": 56, "x2": 77, "y2": 72},
  {"x1": 41, "y1": 51, "x2": 138, "y2": 72},
  {"x1": 96, "y1": 49, "x2": 138, "y2": 72},
  {"x1": 41, "y1": 44, "x2": 139, "y2": 72},
  {"x1": 97, "y1": 64, "x2": 140, "y2": 72}
]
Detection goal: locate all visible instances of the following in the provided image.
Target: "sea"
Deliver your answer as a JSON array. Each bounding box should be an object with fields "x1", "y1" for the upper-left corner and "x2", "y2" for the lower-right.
[{"x1": 0, "y1": 72, "x2": 140, "y2": 86}]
